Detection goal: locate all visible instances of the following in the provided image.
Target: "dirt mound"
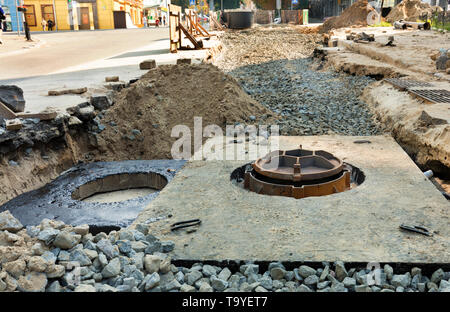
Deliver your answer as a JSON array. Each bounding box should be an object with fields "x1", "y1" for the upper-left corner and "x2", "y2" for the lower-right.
[
  {"x1": 320, "y1": 0, "x2": 376, "y2": 33},
  {"x1": 95, "y1": 63, "x2": 276, "y2": 160},
  {"x1": 386, "y1": 0, "x2": 443, "y2": 23}
]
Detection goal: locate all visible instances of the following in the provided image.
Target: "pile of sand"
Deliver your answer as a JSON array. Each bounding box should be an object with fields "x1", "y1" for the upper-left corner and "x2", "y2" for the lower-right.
[
  {"x1": 386, "y1": 0, "x2": 443, "y2": 23},
  {"x1": 96, "y1": 63, "x2": 276, "y2": 160},
  {"x1": 320, "y1": 0, "x2": 376, "y2": 33}
]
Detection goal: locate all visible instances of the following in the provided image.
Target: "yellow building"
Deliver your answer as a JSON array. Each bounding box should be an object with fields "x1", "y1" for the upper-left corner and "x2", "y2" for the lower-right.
[{"x1": 22, "y1": 0, "x2": 143, "y2": 31}]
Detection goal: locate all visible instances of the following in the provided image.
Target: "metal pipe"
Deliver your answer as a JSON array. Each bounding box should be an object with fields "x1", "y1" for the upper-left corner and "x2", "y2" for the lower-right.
[
  {"x1": 15, "y1": 0, "x2": 20, "y2": 36},
  {"x1": 52, "y1": 0, "x2": 58, "y2": 31}
]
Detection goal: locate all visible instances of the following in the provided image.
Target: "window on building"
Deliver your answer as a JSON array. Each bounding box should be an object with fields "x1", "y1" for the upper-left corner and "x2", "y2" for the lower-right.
[
  {"x1": 23, "y1": 5, "x2": 36, "y2": 27},
  {"x1": 41, "y1": 5, "x2": 55, "y2": 23}
]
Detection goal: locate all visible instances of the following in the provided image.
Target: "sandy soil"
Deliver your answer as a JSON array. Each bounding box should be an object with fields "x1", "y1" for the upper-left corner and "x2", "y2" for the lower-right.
[
  {"x1": 320, "y1": 0, "x2": 376, "y2": 33},
  {"x1": 94, "y1": 63, "x2": 277, "y2": 160},
  {"x1": 329, "y1": 27, "x2": 450, "y2": 79}
]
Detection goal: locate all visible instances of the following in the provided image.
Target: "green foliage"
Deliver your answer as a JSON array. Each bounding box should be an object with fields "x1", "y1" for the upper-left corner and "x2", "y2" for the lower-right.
[{"x1": 368, "y1": 21, "x2": 392, "y2": 27}]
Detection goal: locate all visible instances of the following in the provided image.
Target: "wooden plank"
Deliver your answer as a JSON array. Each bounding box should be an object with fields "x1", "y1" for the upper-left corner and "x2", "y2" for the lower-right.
[
  {"x1": 179, "y1": 23, "x2": 203, "y2": 49},
  {"x1": 6, "y1": 119, "x2": 22, "y2": 131},
  {"x1": 169, "y1": 4, "x2": 182, "y2": 53},
  {"x1": 0, "y1": 101, "x2": 17, "y2": 119},
  {"x1": 16, "y1": 111, "x2": 57, "y2": 120},
  {"x1": 197, "y1": 20, "x2": 211, "y2": 37}
]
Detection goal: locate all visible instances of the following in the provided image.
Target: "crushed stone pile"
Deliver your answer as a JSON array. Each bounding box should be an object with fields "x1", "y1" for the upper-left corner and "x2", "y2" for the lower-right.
[
  {"x1": 214, "y1": 26, "x2": 380, "y2": 136},
  {"x1": 214, "y1": 25, "x2": 322, "y2": 70},
  {"x1": 1, "y1": 210, "x2": 449, "y2": 292},
  {"x1": 386, "y1": 0, "x2": 443, "y2": 23},
  {"x1": 95, "y1": 63, "x2": 276, "y2": 160},
  {"x1": 320, "y1": 0, "x2": 376, "y2": 33}
]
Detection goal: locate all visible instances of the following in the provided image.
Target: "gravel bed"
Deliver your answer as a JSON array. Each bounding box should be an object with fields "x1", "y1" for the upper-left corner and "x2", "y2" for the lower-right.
[
  {"x1": 1, "y1": 211, "x2": 449, "y2": 292},
  {"x1": 214, "y1": 26, "x2": 381, "y2": 136}
]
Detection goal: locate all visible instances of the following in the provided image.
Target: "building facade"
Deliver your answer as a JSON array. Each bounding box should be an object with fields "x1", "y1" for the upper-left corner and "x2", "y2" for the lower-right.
[
  {"x1": 3, "y1": 0, "x2": 143, "y2": 31},
  {"x1": 1, "y1": 0, "x2": 24, "y2": 31}
]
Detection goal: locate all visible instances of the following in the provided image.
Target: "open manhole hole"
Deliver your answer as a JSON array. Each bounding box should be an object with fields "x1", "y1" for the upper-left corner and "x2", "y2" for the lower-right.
[
  {"x1": 72, "y1": 172, "x2": 168, "y2": 203},
  {"x1": 231, "y1": 146, "x2": 365, "y2": 199}
]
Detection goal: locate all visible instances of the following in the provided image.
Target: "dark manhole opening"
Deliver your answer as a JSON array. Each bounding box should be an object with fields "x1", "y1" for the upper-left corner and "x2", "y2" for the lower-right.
[{"x1": 72, "y1": 172, "x2": 168, "y2": 203}]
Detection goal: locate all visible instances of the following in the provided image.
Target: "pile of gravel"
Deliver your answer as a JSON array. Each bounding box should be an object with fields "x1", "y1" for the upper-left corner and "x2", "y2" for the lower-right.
[
  {"x1": 214, "y1": 25, "x2": 381, "y2": 136},
  {"x1": 1, "y1": 210, "x2": 449, "y2": 292},
  {"x1": 229, "y1": 58, "x2": 382, "y2": 136}
]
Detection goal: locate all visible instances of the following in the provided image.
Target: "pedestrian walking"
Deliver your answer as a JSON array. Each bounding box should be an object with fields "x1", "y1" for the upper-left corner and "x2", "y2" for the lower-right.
[
  {"x1": 47, "y1": 19, "x2": 54, "y2": 31},
  {"x1": 0, "y1": 5, "x2": 5, "y2": 44},
  {"x1": 143, "y1": 15, "x2": 148, "y2": 28},
  {"x1": 163, "y1": 15, "x2": 166, "y2": 26},
  {"x1": 41, "y1": 19, "x2": 47, "y2": 31}
]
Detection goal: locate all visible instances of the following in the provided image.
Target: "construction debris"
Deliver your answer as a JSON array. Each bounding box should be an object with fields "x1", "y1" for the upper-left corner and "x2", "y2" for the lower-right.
[
  {"x1": 105, "y1": 76, "x2": 119, "y2": 82},
  {"x1": 346, "y1": 32, "x2": 375, "y2": 42},
  {"x1": 5, "y1": 119, "x2": 22, "y2": 131},
  {"x1": 0, "y1": 85, "x2": 25, "y2": 113},
  {"x1": 95, "y1": 63, "x2": 276, "y2": 160},
  {"x1": 139, "y1": 59, "x2": 156, "y2": 70},
  {"x1": 320, "y1": 0, "x2": 377, "y2": 33},
  {"x1": 48, "y1": 87, "x2": 87, "y2": 96},
  {"x1": 386, "y1": 0, "x2": 444, "y2": 24}
]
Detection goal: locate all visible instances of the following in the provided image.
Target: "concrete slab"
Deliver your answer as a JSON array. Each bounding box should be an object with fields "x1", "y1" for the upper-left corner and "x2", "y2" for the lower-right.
[{"x1": 132, "y1": 135, "x2": 450, "y2": 263}]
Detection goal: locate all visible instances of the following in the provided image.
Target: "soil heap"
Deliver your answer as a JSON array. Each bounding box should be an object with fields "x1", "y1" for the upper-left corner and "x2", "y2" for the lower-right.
[
  {"x1": 320, "y1": 0, "x2": 376, "y2": 33},
  {"x1": 386, "y1": 0, "x2": 443, "y2": 23},
  {"x1": 96, "y1": 63, "x2": 276, "y2": 160}
]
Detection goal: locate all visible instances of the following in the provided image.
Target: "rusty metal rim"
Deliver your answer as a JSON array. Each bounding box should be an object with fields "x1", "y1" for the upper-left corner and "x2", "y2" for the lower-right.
[
  {"x1": 244, "y1": 167, "x2": 351, "y2": 199},
  {"x1": 252, "y1": 147, "x2": 344, "y2": 182}
]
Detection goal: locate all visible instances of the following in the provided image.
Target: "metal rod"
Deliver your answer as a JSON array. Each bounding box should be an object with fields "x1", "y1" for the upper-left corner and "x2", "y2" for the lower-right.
[
  {"x1": 52, "y1": 0, "x2": 58, "y2": 31},
  {"x1": 15, "y1": 0, "x2": 20, "y2": 36}
]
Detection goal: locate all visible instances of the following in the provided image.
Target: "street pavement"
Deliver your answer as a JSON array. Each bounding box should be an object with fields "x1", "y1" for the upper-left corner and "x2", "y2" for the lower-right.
[{"x1": 0, "y1": 27, "x2": 218, "y2": 113}]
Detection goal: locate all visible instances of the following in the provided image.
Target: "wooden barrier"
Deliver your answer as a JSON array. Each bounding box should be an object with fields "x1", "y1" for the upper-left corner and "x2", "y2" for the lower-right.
[
  {"x1": 169, "y1": 4, "x2": 182, "y2": 53},
  {"x1": 185, "y1": 9, "x2": 210, "y2": 38},
  {"x1": 209, "y1": 11, "x2": 224, "y2": 31},
  {"x1": 169, "y1": 4, "x2": 204, "y2": 53}
]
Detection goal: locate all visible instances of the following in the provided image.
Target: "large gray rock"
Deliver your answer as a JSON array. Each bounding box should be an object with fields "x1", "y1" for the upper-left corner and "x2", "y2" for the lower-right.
[
  {"x1": 298, "y1": 265, "x2": 316, "y2": 278},
  {"x1": 384, "y1": 264, "x2": 393, "y2": 280},
  {"x1": 186, "y1": 270, "x2": 203, "y2": 285},
  {"x1": 101, "y1": 258, "x2": 121, "y2": 278},
  {"x1": 70, "y1": 249, "x2": 92, "y2": 266},
  {"x1": 144, "y1": 272, "x2": 160, "y2": 290},
  {"x1": 202, "y1": 265, "x2": 218, "y2": 277},
  {"x1": 37, "y1": 228, "x2": 61, "y2": 245},
  {"x1": 218, "y1": 268, "x2": 232, "y2": 281},
  {"x1": 90, "y1": 95, "x2": 112, "y2": 111},
  {"x1": 259, "y1": 276, "x2": 273, "y2": 290},
  {"x1": 270, "y1": 267, "x2": 286, "y2": 280},
  {"x1": 304, "y1": 275, "x2": 319, "y2": 287},
  {"x1": 439, "y1": 280, "x2": 450, "y2": 292},
  {"x1": 0, "y1": 85, "x2": 25, "y2": 112},
  {"x1": 17, "y1": 272, "x2": 47, "y2": 292},
  {"x1": 0, "y1": 210, "x2": 23, "y2": 233},
  {"x1": 46, "y1": 281, "x2": 61, "y2": 292},
  {"x1": 391, "y1": 273, "x2": 411, "y2": 288},
  {"x1": 431, "y1": 269, "x2": 445, "y2": 284},
  {"x1": 210, "y1": 276, "x2": 228, "y2": 291},
  {"x1": 335, "y1": 261, "x2": 348, "y2": 281},
  {"x1": 53, "y1": 232, "x2": 81, "y2": 249},
  {"x1": 96, "y1": 239, "x2": 119, "y2": 260}
]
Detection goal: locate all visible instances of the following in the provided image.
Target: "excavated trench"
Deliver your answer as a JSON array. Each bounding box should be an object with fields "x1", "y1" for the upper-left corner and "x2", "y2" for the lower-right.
[{"x1": 0, "y1": 26, "x2": 448, "y2": 235}]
